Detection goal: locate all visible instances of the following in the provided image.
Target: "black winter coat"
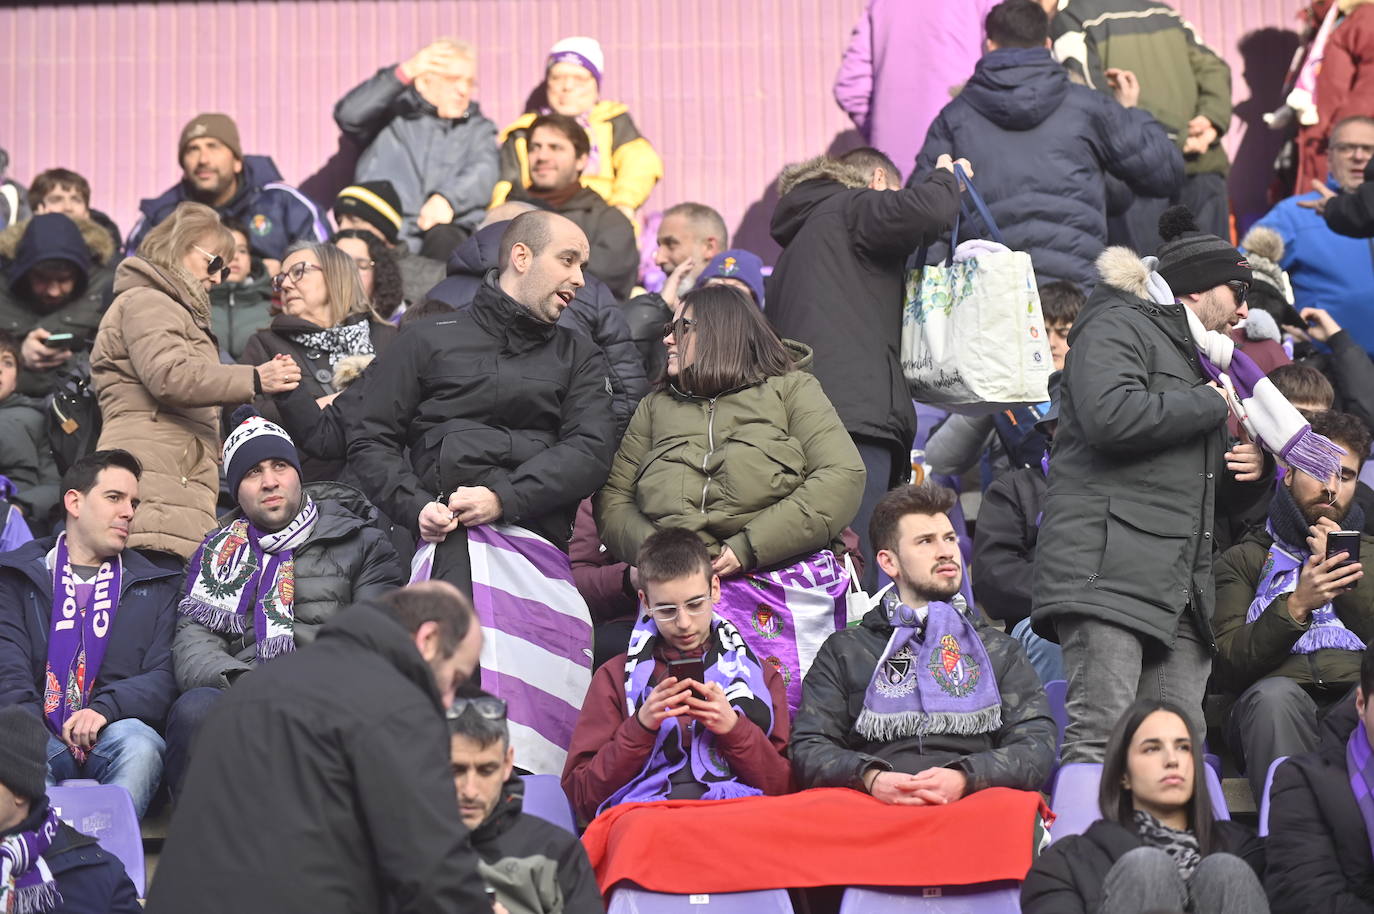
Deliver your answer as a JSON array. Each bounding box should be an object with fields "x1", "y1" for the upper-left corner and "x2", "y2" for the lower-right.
[
  {"x1": 0, "y1": 539, "x2": 180, "y2": 728},
  {"x1": 767, "y1": 161, "x2": 959, "y2": 459},
  {"x1": 1264, "y1": 702, "x2": 1374, "y2": 914},
  {"x1": 913, "y1": 47, "x2": 1183, "y2": 288},
  {"x1": 506, "y1": 185, "x2": 640, "y2": 299},
  {"x1": 1022, "y1": 818, "x2": 1265, "y2": 914},
  {"x1": 1, "y1": 806, "x2": 141, "y2": 914},
  {"x1": 344, "y1": 276, "x2": 618, "y2": 548},
  {"x1": 971, "y1": 464, "x2": 1047, "y2": 626},
  {"x1": 146, "y1": 604, "x2": 490, "y2": 914},
  {"x1": 428, "y1": 224, "x2": 648, "y2": 435},
  {"x1": 1325, "y1": 159, "x2": 1374, "y2": 238}
]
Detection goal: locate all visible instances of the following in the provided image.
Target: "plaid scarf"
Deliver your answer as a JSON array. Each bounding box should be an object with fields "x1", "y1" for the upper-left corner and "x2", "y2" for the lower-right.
[
  {"x1": 855, "y1": 591, "x2": 1001, "y2": 741},
  {"x1": 1347, "y1": 722, "x2": 1374, "y2": 865},
  {"x1": 179, "y1": 498, "x2": 318, "y2": 661},
  {"x1": 1133, "y1": 808, "x2": 1202, "y2": 881},
  {"x1": 599, "y1": 613, "x2": 773, "y2": 815},
  {"x1": 0, "y1": 808, "x2": 60, "y2": 914},
  {"x1": 287, "y1": 318, "x2": 374, "y2": 370}
]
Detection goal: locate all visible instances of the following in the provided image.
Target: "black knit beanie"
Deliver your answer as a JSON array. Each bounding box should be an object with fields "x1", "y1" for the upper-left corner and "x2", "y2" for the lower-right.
[
  {"x1": 1155, "y1": 206, "x2": 1252, "y2": 297},
  {"x1": 334, "y1": 181, "x2": 404, "y2": 245},
  {"x1": 0, "y1": 706, "x2": 50, "y2": 802}
]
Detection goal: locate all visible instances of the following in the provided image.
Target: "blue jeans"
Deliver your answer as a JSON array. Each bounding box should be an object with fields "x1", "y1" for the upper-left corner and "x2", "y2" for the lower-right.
[
  {"x1": 1010, "y1": 617, "x2": 1064, "y2": 685},
  {"x1": 46, "y1": 718, "x2": 165, "y2": 819}
]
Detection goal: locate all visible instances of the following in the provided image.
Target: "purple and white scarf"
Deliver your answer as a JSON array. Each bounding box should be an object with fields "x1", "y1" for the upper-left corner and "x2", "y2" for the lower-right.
[
  {"x1": 43, "y1": 535, "x2": 121, "y2": 760},
  {"x1": 0, "y1": 808, "x2": 60, "y2": 914},
  {"x1": 856, "y1": 591, "x2": 1001, "y2": 741},
  {"x1": 1347, "y1": 722, "x2": 1374, "y2": 865},
  {"x1": 597, "y1": 612, "x2": 774, "y2": 815},
  {"x1": 179, "y1": 498, "x2": 318, "y2": 661}
]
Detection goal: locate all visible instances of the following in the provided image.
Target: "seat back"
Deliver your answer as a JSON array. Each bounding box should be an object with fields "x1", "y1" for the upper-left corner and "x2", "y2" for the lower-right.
[
  {"x1": 1044, "y1": 680, "x2": 1068, "y2": 754},
  {"x1": 1258, "y1": 756, "x2": 1288, "y2": 837},
  {"x1": 1047, "y1": 763, "x2": 1102, "y2": 842},
  {"x1": 607, "y1": 886, "x2": 794, "y2": 913},
  {"x1": 48, "y1": 780, "x2": 145, "y2": 897},
  {"x1": 519, "y1": 774, "x2": 577, "y2": 834},
  {"x1": 1204, "y1": 762, "x2": 1231, "y2": 820},
  {"x1": 839, "y1": 881, "x2": 1022, "y2": 913}
]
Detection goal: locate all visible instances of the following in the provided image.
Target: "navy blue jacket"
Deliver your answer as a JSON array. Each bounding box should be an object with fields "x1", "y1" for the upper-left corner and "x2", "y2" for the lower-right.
[
  {"x1": 0, "y1": 805, "x2": 141, "y2": 914},
  {"x1": 125, "y1": 155, "x2": 325, "y2": 262},
  {"x1": 912, "y1": 48, "x2": 1184, "y2": 288},
  {"x1": 0, "y1": 538, "x2": 181, "y2": 729}
]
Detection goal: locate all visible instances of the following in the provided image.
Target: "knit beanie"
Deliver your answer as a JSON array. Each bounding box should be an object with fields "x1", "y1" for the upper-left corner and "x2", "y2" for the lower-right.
[
  {"x1": 335, "y1": 181, "x2": 404, "y2": 245},
  {"x1": 547, "y1": 37, "x2": 605, "y2": 84},
  {"x1": 1155, "y1": 206, "x2": 1252, "y2": 297},
  {"x1": 0, "y1": 706, "x2": 50, "y2": 802},
  {"x1": 697, "y1": 249, "x2": 766, "y2": 306},
  {"x1": 223, "y1": 406, "x2": 301, "y2": 501},
  {"x1": 179, "y1": 113, "x2": 243, "y2": 160}
]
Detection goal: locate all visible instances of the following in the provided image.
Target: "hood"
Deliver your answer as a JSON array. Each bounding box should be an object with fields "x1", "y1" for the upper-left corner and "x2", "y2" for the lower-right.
[
  {"x1": 770, "y1": 156, "x2": 868, "y2": 247},
  {"x1": 178, "y1": 154, "x2": 286, "y2": 202},
  {"x1": 3, "y1": 213, "x2": 94, "y2": 291},
  {"x1": 1094, "y1": 245, "x2": 1153, "y2": 300},
  {"x1": 446, "y1": 221, "x2": 504, "y2": 278},
  {"x1": 0, "y1": 215, "x2": 116, "y2": 269},
  {"x1": 783, "y1": 338, "x2": 814, "y2": 371},
  {"x1": 316, "y1": 603, "x2": 446, "y2": 711},
  {"x1": 961, "y1": 48, "x2": 1068, "y2": 130}
]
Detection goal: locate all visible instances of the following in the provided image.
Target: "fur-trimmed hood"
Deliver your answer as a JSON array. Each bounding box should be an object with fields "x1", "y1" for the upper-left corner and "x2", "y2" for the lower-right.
[
  {"x1": 0, "y1": 214, "x2": 117, "y2": 267},
  {"x1": 776, "y1": 156, "x2": 868, "y2": 198},
  {"x1": 770, "y1": 157, "x2": 870, "y2": 249},
  {"x1": 1094, "y1": 245, "x2": 1152, "y2": 299}
]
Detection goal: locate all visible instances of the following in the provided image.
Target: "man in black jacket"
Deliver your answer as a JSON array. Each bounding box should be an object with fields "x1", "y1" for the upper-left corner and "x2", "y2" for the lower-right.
[
  {"x1": 766, "y1": 152, "x2": 963, "y2": 587},
  {"x1": 0, "y1": 450, "x2": 180, "y2": 819},
  {"x1": 146, "y1": 583, "x2": 489, "y2": 914}
]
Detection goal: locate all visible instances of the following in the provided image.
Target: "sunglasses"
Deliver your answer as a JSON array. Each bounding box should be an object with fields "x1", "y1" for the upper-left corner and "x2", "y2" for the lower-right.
[
  {"x1": 1226, "y1": 280, "x2": 1249, "y2": 305},
  {"x1": 445, "y1": 696, "x2": 508, "y2": 721},
  {"x1": 192, "y1": 244, "x2": 230, "y2": 283},
  {"x1": 271, "y1": 261, "x2": 325, "y2": 294},
  {"x1": 661, "y1": 316, "x2": 697, "y2": 339}
]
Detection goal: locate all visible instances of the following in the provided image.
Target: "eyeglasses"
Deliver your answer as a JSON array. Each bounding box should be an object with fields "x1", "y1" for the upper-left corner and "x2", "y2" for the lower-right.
[
  {"x1": 445, "y1": 696, "x2": 508, "y2": 721},
  {"x1": 646, "y1": 594, "x2": 713, "y2": 623},
  {"x1": 271, "y1": 261, "x2": 325, "y2": 294},
  {"x1": 192, "y1": 244, "x2": 230, "y2": 283},
  {"x1": 1331, "y1": 142, "x2": 1374, "y2": 158},
  {"x1": 661, "y1": 316, "x2": 697, "y2": 339},
  {"x1": 1226, "y1": 280, "x2": 1249, "y2": 305}
]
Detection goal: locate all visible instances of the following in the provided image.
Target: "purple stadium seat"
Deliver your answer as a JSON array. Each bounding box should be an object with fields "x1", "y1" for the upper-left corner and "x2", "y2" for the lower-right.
[
  {"x1": 1044, "y1": 680, "x2": 1068, "y2": 754},
  {"x1": 1050, "y1": 760, "x2": 1230, "y2": 843},
  {"x1": 519, "y1": 774, "x2": 576, "y2": 834},
  {"x1": 1204, "y1": 762, "x2": 1231, "y2": 820},
  {"x1": 839, "y1": 881, "x2": 1021, "y2": 913},
  {"x1": 607, "y1": 886, "x2": 793, "y2": 913},
  {"x1": 49, "y1": 779, "x2": 145, "y2": 897},
  {"x1": 1258, "y1": 756, "x2": 1288, "y2": 838}
]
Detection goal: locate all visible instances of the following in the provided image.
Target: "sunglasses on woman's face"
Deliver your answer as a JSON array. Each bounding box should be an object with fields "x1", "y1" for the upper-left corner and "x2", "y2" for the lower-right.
[
  {"x1": 271, "y1": 261, "x2": 325, "y2": 294},
  {"x1": 192, "y1": 244, "x2": 230, "y2": 283},
  {"x1": 661, "y1": 316, "x2": 697, "y2": 339}
]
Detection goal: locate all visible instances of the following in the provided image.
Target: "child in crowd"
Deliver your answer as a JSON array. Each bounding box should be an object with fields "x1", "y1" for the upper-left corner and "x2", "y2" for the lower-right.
[{"x1": 0, "y1": 330, "x2": 59, "y2": 530}]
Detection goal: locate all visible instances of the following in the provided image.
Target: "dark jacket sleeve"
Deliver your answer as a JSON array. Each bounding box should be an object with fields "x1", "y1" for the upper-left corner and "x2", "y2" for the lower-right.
[
  {"x1": 437, "y1": 119, "x2": 500, "y2": 230},
  {"x1": 1264, "y1": 758, "x2": 1374, "y2": 914},
  {"x1": 789, "y1": 633, "x2": 892, "y2": 790},
  {"x1": 561, "y1": 657, "x2": 660, "y2": 822},
  {"x1": 971, "y1": 474, "x2": 1037, "y2": 625},
  {"x1": 87, "y1": 582, "x2": 178, "y2": 727},
  {"x1": 585, "y1": 208, "x2": 640, "y2": 300},
  {"x1": 332, "y1": 65, "x2": 404, "y2": 143},
  {"x1": 556, "y1": 834, "x2": 606, "y2": 914},
  {"x1": 588, "y1": 281, "x2": 649, "y2": 431},
  {"x1": 1326, "y1": 330, "x2": 1374, "y2": 431},
  {"x1": 273, "y1": 385, "x2": 347, "y2": 461},
  {"x1": 0, "y1": 412, "x2": 42, "y2": 518},
  {"x1": 958, "y1": 632, "x2": 1056, "y2": 792},
  {"x1": 172, "y1": 615, "x2": 250, "y2": 692},
  {"x1": 0, "y1": 572, "x2": 41, "y2": 715},
  {"x1": 1212, "y1": 541, "x2": 1307, "y2": 692},
  {"x1": 1090, "y1": 99, "x2": 1186, "y2": 199},
  {"x1": 858, "y1": 168, "x2": 960, "y2": 257},
  {"x1": 1020, "y1": 837, "x2": 1091, "y2": 914},
  {"x1": 1325, "y1": 180, "x2": 1374, "y2": 239},
  {"x1": 349, "y1": 527, "x2": 407, "y2": 603},
  {"x1": 569, "y1": 499, "x2": 636, "y2": 625}
]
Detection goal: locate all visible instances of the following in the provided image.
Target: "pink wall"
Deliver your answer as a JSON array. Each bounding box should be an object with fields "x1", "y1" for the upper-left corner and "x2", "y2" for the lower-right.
[{"x1": 1, "y1": 0, "x2": 1302, "y2": 256}]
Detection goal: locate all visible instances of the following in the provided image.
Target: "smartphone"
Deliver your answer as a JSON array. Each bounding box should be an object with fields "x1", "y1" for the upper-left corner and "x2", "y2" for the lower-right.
[
  {"x1": 484, "y1": 885, "x2": 497, "y2": 905},
  {"x1": 665, "y1": 658, "x2": 708, "y2": 700},
  {"x1": 1326, "y1": 530, "x2": 1362, "y2": 568},
  {"x1": 44, "y1": 333, "x2": 80, "y2": 350}
]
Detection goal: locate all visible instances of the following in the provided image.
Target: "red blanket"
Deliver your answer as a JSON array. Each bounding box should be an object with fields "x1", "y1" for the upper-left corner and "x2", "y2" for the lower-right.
[{"x1": 581, "y1": 787, "x2": 1050, "y2": 895}]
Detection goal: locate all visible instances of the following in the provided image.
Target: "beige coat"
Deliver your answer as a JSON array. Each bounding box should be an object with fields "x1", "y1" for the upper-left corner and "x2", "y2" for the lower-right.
[{"x1": 91, "y1": 257, "x2": 256, "y2": 559}]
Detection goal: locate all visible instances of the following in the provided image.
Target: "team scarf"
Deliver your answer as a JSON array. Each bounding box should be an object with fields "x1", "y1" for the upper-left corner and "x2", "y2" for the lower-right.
[
  {"x1": 286, "y1": 318, "x2": 375, "y2": 370},
  {"x1": 1245, "y1": 482, "x2": 1367, "y2": 655},
  {"x1": 178, "y1": 497, "x2": 318, "y2": 661},
  {"x1": 855, "y1": 591, "x2": 1001, "y2": 741},
  {"x1": 1140, "y1": 257, "x2": 1345, "y2": 486},
  {"x1": 598, "y1": 613, "x2": 773, "y2": 815},
  {"x1": 1347, "y1": 721, "x2": 1374, "y2": 865},
  {"x1": 0, "y1": 808, "x2": 60, "y2": 914},
  {"x1": 43, "y1": 535, "x2": 121, "y2": 761}
]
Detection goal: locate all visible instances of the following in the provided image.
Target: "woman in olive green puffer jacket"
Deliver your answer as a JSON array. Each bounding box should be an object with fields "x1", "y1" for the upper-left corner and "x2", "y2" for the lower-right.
[{"x1": 595, "y1": 284, "x2": 865, "y2": 575}]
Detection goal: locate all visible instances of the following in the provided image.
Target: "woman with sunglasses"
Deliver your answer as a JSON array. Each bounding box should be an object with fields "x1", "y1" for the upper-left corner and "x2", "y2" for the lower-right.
[
  {"x1": 91, "y1": 202, "x2": 301, "y2": 564},
  {"x1": 1022, "y1": 700, "x2": 1267, "y2": 914},
  {"x1": 239, "y1": 242, "x2": 396, "y2": 482},
  {"x1": 595, "y1": 284, "x2": 864, "y2": 710},
  {"x1": 331, "y1": 229, "x2": 405, "y2": 322}
]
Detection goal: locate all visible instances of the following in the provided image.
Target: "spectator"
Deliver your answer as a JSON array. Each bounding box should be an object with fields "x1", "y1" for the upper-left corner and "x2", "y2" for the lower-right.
[
  {"x1": 1032, "y1": 209, "x2": 1287, "y2": 765},
  {"x1": 562, "y1": 528, "x2": 791, "y2": 821},
  {"x1": 1041, "y1": 280, "x2": 1084, "y2": 373},
  {"x1": 164, "y1": 412, "x2": 405, "y2": 796},
  {"x1": 1214, "y1": 410, "x2": 1373, "y2": 800},
  {"x1": 695, "y1": 249, "x2": 766, "y2": 307},
  {"x1": 1266, "y1": 362, "x2": 1337, "y2": 415},
  {"x1": 146, "y1": 584, "x2": 490, "y2": 913},
  {"x1": 913, "y1": 0, "x2": 1184, "y2": 289},
  {"x1": 0, "y1": 330, "x2": 59, "y2": 528},
  {"x1": 1021, "y1": 699, "x2": 1266, "y2": 914},
  {"x1": 505, "y1": 114, "x2": 639, "y2": 298},
  {"x1": 1264, "y1": 649, "x2": 1374, "y2": 913},
  {"x1": 0, "y1": 450, "x2": 180, "y2": 819},
  {"x1": 448, "y1": 691, "x2": 603, "y2": 913},
  {"x1": 1297, "y1": 0, "x2": 1374, "y2": 196},
  {"x1": 0, "y1": 146, "x2": 27, "y2": 231},
  {"x1": 332, "y1": 228, "x2": 405, "y2": 321},
  {"x1": 333, "y1": 180, "x2": 448, "y2": 306},
  {"x1": 766, "y1": 151, "x2": 961, "y2": 587},
  {"x1": 426, "y1": 214, "x2": 648, "y2": 435},
  {"x1": 1051, "y1": 0, "x2": 1234, "y2": 249},
  {"x1": 91, "y1": 202, "x2": 300, "y2": 564},
  {"x1": 493, "y1": 36, "x2": 663, "y2": 218},
  {"x1": 334, "y1": 39, "x2": 498, "y2": 259},
  {"x1": 0, "y1": 211, "x2": 116, "y2": 397},
  {"x1": 125, "y1": 113, "x2": 325, "y2": 271},
  {"x1": 27, "y1": 167, "x2": 123, "y2": 256},
  {"x1": 790, "y1": 483, "x2": 1056, "y2": 800},
  {"x1": 834, "y1": 0, "x2": 1001, "y2": 176},
  {"x1": 1284, "y1": 307, "x2": 1374, "y2": 433},
  {"x1": 1256, "y1": 116, "x2": 1374, "y2": 355},
  {"x1": 209, "y1": 219, "x2": 274, "y2": 361},
  {"x1": 0, "y1": 706, "x2": 142, "y2": 913}
]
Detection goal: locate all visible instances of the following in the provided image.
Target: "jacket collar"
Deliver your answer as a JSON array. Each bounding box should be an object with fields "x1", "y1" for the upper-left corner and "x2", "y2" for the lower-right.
[
  {"x1": 470, "y1": 778, "x2": 525, "y2": 843},
  {"x1": 0, "y1": 536, "x2": 180, "y2": 597},
  {"x1": 470, "y1": 271, "x2": 558, "y2": 353}
]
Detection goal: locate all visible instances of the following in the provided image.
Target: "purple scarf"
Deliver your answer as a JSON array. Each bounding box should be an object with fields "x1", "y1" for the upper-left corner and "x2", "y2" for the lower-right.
[
  {"x1": 0, "y1": 807, "x2": 60, "y2": 914},
  {"x1": 855, "y1": 591, "x2": 1001, "y2": 741},
  {"x1": 1347, "y1": 722, "x2": 1374, "y2": 865},
  {"x1": 43, "y1": 535, "x2": 121, "y2": 761},
  {"x1": 598, "y1": 613, "x2": 773, "y2": 815}
]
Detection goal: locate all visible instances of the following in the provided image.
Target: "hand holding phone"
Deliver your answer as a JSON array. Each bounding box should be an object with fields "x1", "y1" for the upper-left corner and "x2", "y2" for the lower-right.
[
  {"x1": 43, "y1": 333, "x2": 80, "y2": 350},
  {"x1": 1326, "y1": 530, "x2": 1362, "y2": 569},
  {"x1": 666, "y1": 658, "x2": 708, "y2": 700}
]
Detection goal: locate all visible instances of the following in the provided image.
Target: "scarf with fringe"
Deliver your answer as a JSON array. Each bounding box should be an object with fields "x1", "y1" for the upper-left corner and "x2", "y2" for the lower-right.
[{"x1": 0, "y1": 808, "x2": 60, "y2": 914}]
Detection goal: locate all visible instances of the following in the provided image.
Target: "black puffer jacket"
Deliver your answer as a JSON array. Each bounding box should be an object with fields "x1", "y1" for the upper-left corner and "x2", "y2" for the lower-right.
[
  {"x1": 172, "y1": 482, "x2": 406, "y2": 691},
  {"x1": 345, "y1": 275, "x2": 618, "y2": 548},
  {"x1": 971, "y1": 464, "x2": 1047, "y2": 626},
  {"x1": 789, "y1": 603, "x2": 1056, "y2": 794}
]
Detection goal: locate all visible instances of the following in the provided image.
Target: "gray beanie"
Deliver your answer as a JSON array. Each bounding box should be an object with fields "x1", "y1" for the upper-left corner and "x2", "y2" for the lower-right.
[{"x1": 0, "y1": 706, "x2": 50, "y2": 801}]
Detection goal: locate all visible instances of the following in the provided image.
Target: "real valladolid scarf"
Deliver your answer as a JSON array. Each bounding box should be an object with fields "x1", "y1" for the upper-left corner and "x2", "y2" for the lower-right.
[
  {"x1": 44, "y1": 534, "x2": 121, "y2": 762},
  {"x1": 178, "y1": 498, "x2": 318, "y2": 660},
  {"x1": 0, "y1": 808, "x2": 61, "y2": 914}
]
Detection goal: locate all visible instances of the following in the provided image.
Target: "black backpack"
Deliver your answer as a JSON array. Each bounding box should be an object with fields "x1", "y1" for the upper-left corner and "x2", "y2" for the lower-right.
[{"x1": 47, "y1": 367, "x2": 102, "y2": 475}]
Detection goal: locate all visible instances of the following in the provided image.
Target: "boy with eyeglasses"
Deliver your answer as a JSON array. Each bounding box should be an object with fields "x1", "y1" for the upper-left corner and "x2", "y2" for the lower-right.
[
  {"x1": 449, "y1": 691, "x2": 603, "y2": 914},
  {"x1": 561, "y1": 527, "x2": 792, "y2": 823}
]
